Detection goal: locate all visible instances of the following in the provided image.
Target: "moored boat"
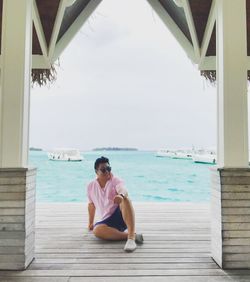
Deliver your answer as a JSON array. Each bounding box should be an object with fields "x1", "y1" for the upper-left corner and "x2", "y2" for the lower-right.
[
  {"x1": 172, "y1": 150, "x2": 193, "y2": 160},
  {"x1": 156, "y1": 148, "x2": 193, "y2": 159},
  {"x1": 192, "y1": 151, "x2": 216, "y2": 164},
  {"x1": 156, "y1": 149, "x2": 176, "y2": 158},
  {"x1": 47, "y1": 148, "x2": 83, "y2": 161}
]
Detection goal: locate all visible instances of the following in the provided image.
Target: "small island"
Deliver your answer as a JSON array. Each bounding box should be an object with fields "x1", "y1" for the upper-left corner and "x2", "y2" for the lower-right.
[
  {"x1": 29, "y1": 147, "x2": 43, "y2": 151},
  {"x1": 93, "y1": 147, "x2": 138, "y2": 151}
]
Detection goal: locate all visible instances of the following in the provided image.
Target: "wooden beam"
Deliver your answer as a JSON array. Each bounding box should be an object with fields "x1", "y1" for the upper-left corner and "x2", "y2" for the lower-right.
[
  {"x1": 0, "y1": 55, "x2": 50, "y2": 69},
  {"x1": 32, "y1": 0, "x2": 48, "y2": 57},
  {"x1": 199, "y1": 0, "x2": 216, "y2": 67},
  {"x1": 146, "y1": 0, "x2": 196, "y2": 63},
  {"x1": 66, "y1": 0, "x2": 77, "y2": 7},
  {"x1": 48, "y1": 0, "x2": 69, "y2": 60},
  {"x1": 199, "y1": 56, "x2": 216, "y2": 70},
  {"x1": 172, "y1": 0, "x2": 183, "y2": 7},
  {"x1": 200, "y1": 56, "x2": 250, "y2": 72},
  {"x1": 52, "y1": 0, "x2": 103, "y2": 62},
  {"x1": 32, "y1": 55, "x2": 51, "y2": 68},
  {"x1": 182, "y1": 0, "x2": 200, "y2": 62}
]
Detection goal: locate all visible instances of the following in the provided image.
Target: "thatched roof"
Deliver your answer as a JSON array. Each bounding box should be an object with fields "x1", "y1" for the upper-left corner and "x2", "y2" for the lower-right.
[{"x1": 1, "y1": 0, "x2": 249, "y2": 84}]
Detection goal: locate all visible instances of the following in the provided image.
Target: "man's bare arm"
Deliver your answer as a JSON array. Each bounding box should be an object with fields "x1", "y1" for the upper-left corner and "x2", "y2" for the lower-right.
[{"x1": 88, "y1": 203, "x2": 96, "y2": 230}]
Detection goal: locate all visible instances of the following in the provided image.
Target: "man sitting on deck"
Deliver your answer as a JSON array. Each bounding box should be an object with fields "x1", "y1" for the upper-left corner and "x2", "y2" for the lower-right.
[{"x1": 87, "y1": 156, "x2": 143, "y2": 252}]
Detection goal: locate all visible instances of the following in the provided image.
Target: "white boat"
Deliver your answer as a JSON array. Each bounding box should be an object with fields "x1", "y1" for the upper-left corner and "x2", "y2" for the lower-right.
[
  {"x1": 172, "y1": 150, "x2": 193, "y2": 160},
  {"x1": 156, "y1": 149, "x2": 176, "y2": 158},
  {"x1": 156, "y1": 148, "x2": 193, "y2": 159},
  {"x1": 192, "y1": 151, "x2": 216, "y2": 164},
  {"x1": 48, "y1": 148, "x2": 83, "y2": 161}
]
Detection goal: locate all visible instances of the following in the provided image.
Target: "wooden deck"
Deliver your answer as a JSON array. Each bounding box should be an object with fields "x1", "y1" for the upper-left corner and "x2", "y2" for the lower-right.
[{"x1": 1, "y1": 202, "x2": 250, "y2": 282}]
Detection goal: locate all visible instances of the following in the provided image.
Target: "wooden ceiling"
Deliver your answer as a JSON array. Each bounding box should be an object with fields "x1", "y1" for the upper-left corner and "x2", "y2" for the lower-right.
[
  {"x1": 188, "y1": 0, "x2": 215, "y2": 56},
  {"x1": 32, "y1": 0, "x2": 91, "y2": 55},
  {"x1": 0, "y1": 0, "x2": 91, "y2": 55},
  {"x1": 0, "y1": 0, "x2": 249, "y2": 69},
  {"x1": 35, "y1": 0, "x2": 61, "y2": 53}
]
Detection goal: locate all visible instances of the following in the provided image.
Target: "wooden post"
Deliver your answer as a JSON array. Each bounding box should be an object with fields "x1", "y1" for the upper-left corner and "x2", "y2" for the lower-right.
[
  {"x1": 211, "y1": 0, "x2": 250, "y2": 269},
  {"x1": 0, "y1": 0, "x2": 36, "y2": 270},
  {"x1": 216, "y1": 0, "x2": 248, "y2": 168},
  {"x1": 0, "y1": 0, "x2": 33, "y2": 168},
  {"x1": 0, "y1": 168, "x2": 36, "y2": 270}
]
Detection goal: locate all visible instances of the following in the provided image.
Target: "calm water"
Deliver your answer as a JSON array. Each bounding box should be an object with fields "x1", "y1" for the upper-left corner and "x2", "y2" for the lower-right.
[{"x1": 29, "y1": 150, "x2": 212, "y2": 203}]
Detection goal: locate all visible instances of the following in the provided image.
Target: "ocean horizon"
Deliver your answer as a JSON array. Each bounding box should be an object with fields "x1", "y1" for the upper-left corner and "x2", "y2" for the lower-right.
[{"x1": 29, "y1": 150, "x2": 212, "y2": 203}]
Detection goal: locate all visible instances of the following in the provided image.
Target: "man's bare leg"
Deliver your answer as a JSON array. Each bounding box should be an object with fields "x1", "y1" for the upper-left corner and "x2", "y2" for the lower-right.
[
  {"x1": 93, "y1": 224, "x2": 128, "y2": 241},
  {"x1": 120, "y1": 197, "x2": 135, "y2": 240}
]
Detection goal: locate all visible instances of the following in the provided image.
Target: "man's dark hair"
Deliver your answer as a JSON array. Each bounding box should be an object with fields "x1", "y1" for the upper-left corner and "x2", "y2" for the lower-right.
[{"x1": 94, "y1": 156, "x2": 110, "y2": 170}]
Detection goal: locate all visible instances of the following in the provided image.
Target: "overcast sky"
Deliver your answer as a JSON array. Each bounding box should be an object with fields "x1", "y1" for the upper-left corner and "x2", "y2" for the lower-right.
[{"x1": 30, "y1": 0, "x2": 217, "y2": 151}]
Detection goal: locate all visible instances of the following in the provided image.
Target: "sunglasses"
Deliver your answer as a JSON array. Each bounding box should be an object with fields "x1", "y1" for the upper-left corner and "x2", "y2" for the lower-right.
[{"x1": 99, "y1": 166, "x2": 112, "y2": 173}]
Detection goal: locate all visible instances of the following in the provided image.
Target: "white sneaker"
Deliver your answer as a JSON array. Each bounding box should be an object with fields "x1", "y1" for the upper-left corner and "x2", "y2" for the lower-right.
[{"x1": 124, "y1": 239, "x2": 137, "y2": 252}]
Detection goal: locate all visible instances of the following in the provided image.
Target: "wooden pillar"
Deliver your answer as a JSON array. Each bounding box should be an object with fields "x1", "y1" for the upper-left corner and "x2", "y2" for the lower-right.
[
  {"x1": 0, "y1": 0, "x2": 32, "y2": 168},
  {"x1": 0, "y1": 0, "x2": 36, "y2": 270},
  {"x1": 211, "y1": 0, "x2": 250, "y2": 269},
  {"x1": 216, "y1": 0, "x2": 248, "y2": 168}
]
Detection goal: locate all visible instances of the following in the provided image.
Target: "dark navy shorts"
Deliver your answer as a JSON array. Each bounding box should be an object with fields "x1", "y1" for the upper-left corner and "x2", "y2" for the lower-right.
[{"x1": 94, "y1": 206, "x2": 127, "y2": 232}]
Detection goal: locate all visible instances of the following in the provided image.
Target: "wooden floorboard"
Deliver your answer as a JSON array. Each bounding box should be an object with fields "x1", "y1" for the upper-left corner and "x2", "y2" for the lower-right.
[{"x1": 1, "y1": 202, "x2": 250, "y2": 281}]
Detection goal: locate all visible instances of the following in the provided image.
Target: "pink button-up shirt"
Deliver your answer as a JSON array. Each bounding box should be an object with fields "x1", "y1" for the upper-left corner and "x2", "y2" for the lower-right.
[{"x1": 87, "y1": 176, "x2": 127, "y2": 221}]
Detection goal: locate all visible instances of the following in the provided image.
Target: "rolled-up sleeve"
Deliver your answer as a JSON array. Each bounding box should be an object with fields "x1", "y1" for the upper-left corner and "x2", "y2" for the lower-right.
[
  {"x1": 87, "y1": 184, "x2": 93, "y2": 203},
  {"x1": 114, "y1": 178, "x2": 128, "y2": 196}
]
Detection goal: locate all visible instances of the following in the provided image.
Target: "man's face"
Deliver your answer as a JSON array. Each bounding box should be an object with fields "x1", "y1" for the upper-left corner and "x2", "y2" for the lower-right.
[{"x1": 96, "y1": 162, "x2": 112, "y2": 180}]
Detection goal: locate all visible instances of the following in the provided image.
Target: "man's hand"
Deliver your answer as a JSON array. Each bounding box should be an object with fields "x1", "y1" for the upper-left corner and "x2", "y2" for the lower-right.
[
  {"x1": 88, "y1": 203, "x2": 95, "y2": 231},
  {"x1": 113, "y1": 194, "x2": 124, "y2": 205},
  {"x1": 88, "y1": 223, "x2": 94, "y2": 231}
]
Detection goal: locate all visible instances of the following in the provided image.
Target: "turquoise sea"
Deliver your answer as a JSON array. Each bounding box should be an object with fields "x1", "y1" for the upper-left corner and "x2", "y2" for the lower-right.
[{"x1": 29, "y1": 150, "x2": 212, "y2": 203}]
